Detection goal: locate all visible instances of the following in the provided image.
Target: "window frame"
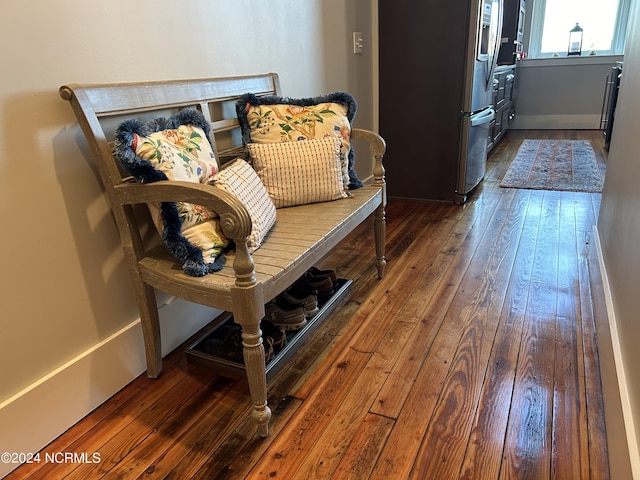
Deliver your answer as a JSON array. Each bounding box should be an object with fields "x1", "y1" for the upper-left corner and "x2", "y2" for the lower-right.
[{"x1": 527, "y1": 0, "x2": 631, "y2": 58}]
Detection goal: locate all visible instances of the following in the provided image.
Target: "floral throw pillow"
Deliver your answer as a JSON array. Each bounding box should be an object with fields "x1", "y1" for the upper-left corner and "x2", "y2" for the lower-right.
[
  {"x1": 235, "y1": 92, "x2": 364, "y2": 190},
  {"x1": 115, "y1": 108, "x2": 229, "y2": 277}
]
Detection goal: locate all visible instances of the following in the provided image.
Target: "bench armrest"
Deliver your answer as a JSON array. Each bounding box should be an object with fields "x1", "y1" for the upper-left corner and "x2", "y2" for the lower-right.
[
  {"x1": 351, "y1": 128, "x2": 386, "y2": 186},
  {"x1": 114, "y1": 180, "x2": 257, "y2": 286},
  {"x1": 114, "y1": 180, "x2": 252, "y2": 243}
]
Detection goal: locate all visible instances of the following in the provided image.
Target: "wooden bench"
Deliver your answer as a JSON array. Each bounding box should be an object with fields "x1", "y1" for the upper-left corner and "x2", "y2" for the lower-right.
[{"x1": 59, "y1": 73, "x2": 386, "y2": 436}]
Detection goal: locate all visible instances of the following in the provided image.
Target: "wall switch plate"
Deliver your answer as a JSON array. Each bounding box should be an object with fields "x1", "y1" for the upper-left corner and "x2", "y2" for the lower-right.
[{"x1": 353, "y1": 32, "x2": 364, "y2": 54}]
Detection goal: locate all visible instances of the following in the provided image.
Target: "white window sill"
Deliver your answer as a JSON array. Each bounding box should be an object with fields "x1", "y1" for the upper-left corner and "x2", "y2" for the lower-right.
[{"x1": 519, "y1": 54, "x2": 624, "y2": 68}]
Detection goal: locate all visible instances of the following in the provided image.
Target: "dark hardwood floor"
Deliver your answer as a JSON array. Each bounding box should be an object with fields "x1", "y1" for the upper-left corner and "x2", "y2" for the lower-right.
[{"x1": 7, "y1": 129, "x2": 610, "y2": 479}]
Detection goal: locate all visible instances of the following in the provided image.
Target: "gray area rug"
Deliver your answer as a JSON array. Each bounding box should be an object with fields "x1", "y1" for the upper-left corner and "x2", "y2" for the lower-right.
[{"x1": 500, "y1": 139, "x2": 603, "y2": 193}]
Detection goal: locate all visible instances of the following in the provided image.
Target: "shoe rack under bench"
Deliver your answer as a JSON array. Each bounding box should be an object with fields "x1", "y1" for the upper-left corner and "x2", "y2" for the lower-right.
[{"x1": 185, "y1": 278, "x2": 352, "y2": 381}]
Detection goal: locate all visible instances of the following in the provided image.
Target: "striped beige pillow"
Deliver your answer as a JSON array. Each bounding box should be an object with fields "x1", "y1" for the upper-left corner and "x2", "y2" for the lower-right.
[
  {"x1": 247, "y1": 137, "x2": 348, "y2": 208},
  {"x1": 210, "y1": 158, "x2": 277, "y2": 251}
]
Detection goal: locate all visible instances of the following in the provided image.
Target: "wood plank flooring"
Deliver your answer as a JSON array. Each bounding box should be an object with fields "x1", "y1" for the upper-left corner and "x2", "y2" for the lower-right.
[{"x1": 6, "y1": 129, "x2": 610, "y2": 479}]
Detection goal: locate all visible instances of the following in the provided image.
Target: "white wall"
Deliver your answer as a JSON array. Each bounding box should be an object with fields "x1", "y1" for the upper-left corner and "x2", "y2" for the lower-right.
[
  {"x1": 512, "y1": 56, "x2": 624, "y2": 129},
  {"x1": 0, "y1": 1, "x2": 374, "y2": 477},
  {"x1": 511, "y1": 0, "x2": 624, "y2": 130},
  {"x1": 596, "y1": 0, "x2": 640, "y2": 476}
]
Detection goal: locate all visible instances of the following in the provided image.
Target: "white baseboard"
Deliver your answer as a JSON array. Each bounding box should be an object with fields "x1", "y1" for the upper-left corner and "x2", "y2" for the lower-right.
[
  {"x1": 0, "y1": 300, "x2": 219, "y2": 479},
  {"x1": 510, "y1": 114, "x2": 602, "y2": 130},
  {"x1": 592, "y1": 226, "x2": 640, "y2": 479}
]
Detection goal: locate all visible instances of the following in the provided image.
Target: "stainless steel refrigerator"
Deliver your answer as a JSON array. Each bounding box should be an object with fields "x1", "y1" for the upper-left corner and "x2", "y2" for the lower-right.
[{"x1": 379, "y1": 0, "x2": 503, "y2": 203}]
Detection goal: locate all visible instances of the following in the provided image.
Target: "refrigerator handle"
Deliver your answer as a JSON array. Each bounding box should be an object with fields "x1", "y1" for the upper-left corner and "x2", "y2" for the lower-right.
[
  {"x1": 487, "y1": 0, "x2": 505, "y2": 88},
  {"x1": 470, "y1": 108, "x2": 495, "y2": 126}
]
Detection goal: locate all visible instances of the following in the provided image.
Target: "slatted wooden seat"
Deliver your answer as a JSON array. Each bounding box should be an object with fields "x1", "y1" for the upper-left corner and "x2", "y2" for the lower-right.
[{"x1": 59, "y1": 73, "x2": 386, "y2": 436}]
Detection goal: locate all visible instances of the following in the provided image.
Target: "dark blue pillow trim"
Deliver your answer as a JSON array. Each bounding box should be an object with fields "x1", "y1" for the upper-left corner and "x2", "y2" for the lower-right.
[
  {"x1": 114, "y1": 108, "x2": 225, "y2": 276},
  {"x1": 235, "y1": 92, "x2": 364, "y2": 190}
]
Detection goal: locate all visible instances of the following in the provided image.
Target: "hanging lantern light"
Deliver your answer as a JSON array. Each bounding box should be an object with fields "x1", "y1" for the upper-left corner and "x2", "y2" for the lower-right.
[{"x1": 568, "y1": 23, "x2": 583, "y2": 56}]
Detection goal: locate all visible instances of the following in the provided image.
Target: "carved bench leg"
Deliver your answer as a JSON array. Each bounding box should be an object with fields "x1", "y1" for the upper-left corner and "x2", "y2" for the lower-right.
[
  {"x1": 240, "y1": 321, "x2": 271, "y2": 437},
  {"x1": 374, "y1": 203, "x2": 387, "y2": 279},
  {"x1": 232, "y1": 285, "x2": 271, "y2": 437}
]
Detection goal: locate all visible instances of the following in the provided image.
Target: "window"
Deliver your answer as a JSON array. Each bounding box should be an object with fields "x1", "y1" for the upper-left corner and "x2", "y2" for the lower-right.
[{"x1": 528, "y1": 0, "x2": 630, "y2": 58}]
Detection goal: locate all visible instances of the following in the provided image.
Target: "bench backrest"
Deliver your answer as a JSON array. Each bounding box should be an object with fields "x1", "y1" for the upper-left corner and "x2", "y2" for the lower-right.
[
  {"x1": 60, "y1": 73, "x2": 280, "y2": 189},
  {"x1": 59, "y1": 73, "x2": 281, "y2": 265}
]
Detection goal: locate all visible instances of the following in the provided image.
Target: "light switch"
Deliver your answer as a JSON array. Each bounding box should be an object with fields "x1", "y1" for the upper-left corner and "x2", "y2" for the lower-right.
[{"x1": 353, "y1": 32, "x2": 364, "y2": 54}]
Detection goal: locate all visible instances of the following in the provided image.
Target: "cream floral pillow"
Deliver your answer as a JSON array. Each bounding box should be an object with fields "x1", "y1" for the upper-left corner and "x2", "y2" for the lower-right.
[
  {"x1": 133, "y1": 125, "x2": 219, "y2": 183},
  {"x1": 115, "y1": 108, "x2": 229, "y2": 276},
  {"x1": 133, "y1": 125, "x2": 218, "y2": 230},
  {"x1": 236, "y1": 92, "x2": 364, "y2": 190}
]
